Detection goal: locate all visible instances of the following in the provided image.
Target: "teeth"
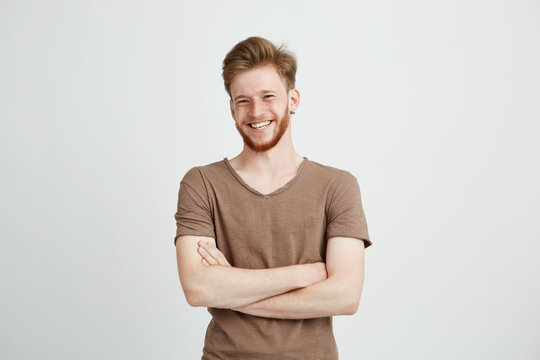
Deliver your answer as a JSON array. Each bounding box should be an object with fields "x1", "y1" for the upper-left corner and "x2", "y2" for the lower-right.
[{"x1": 250, "y1": 121, "x2": 271, "y2": 129}]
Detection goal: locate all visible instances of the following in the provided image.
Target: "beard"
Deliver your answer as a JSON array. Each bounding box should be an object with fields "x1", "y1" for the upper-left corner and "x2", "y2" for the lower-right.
[{"x1": 235, "y1": 107, "x2": 290, "y2": 153}]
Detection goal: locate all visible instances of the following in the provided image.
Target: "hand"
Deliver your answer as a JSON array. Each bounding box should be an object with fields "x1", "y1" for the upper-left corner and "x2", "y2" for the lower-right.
[{"x1": 198, "y1": 241, "x2": 231, "y2": 267}]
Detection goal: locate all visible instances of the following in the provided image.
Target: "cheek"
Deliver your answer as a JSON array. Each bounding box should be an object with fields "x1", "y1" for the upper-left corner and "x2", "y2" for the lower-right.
[{"x1": 234, "y1": 109, "x2": 247, "y2": 120}]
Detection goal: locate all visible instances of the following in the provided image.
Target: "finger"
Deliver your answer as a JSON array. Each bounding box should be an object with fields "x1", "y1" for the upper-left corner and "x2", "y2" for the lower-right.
[
  {"x1": 201, "y1": 259, "x2": 209, "y2": 266},
  {"x1": 200, "y1": 242, "x2": 224, "y2": 263},
  {"x1": 197, "y1": 245, "x2": 218, "y2": 265},
  {"x1": 217, "y1": 251, "x2": 231, "y2": 266},
  {"x1": 203, "y1": 242, "x2": 231, "y2": 266}
]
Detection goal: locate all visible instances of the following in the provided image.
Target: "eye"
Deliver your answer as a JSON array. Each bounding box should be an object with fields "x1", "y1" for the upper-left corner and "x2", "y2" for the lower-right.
[
  {"x1": 237, "y1": 99, "x2": 248, "y2": 104},
  {"x1": 263, "y1": 94, "x2": 275, "y2": 99}
]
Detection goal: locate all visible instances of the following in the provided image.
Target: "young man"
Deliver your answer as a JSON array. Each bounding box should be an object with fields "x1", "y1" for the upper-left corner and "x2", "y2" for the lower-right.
[{"x1": 174, "y1": 36, "x2": 371, "y2": 360}]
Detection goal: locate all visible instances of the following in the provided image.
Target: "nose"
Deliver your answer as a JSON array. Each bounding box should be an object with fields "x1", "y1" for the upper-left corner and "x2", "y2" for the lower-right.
[{"x1": 248, "y1": 98, "x2": 265, "y2": 119}]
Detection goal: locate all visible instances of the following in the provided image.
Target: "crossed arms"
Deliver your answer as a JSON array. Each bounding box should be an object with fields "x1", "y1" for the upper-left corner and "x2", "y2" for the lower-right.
[{"x1": 175, "y1": 235, "x2": 365, "y2": 319}]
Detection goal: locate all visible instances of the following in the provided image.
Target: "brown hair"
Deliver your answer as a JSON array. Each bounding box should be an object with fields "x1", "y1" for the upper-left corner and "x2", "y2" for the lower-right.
[{"x1": 222, "y1": 36, "x2": 297, "y2": 97}]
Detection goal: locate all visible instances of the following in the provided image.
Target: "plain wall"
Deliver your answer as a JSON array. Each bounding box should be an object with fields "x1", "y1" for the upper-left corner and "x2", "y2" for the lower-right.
[{"x1": 1, "y1": 0, "x2": 539, "y2": 359}]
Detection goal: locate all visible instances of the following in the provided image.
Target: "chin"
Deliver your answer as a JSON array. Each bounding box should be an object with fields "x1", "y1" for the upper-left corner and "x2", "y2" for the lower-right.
[{"x1": 236, "y1": 109, "x2": 290, "y2": 152}]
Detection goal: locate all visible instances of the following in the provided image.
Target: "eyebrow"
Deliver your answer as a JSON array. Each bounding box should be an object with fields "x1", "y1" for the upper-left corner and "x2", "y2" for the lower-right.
[{"x1": 233, "y1": 90, "x2": 276, "y2": 102}]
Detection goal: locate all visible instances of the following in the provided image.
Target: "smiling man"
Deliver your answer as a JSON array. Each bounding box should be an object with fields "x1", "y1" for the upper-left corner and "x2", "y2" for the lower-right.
[{"x1": 174, "y1": 36, "x2": 372, "y2": 360}]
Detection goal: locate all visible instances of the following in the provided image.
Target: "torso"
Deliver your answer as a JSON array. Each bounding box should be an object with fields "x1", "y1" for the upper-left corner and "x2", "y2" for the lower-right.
[{"x1": 177, "y1": 157, "x2": 369, "y2": 360}]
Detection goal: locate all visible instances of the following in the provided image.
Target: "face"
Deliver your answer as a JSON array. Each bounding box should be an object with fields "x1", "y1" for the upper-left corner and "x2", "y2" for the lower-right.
[{"x1": 229, "y1": 64, "x2": 297, "y2": 153}]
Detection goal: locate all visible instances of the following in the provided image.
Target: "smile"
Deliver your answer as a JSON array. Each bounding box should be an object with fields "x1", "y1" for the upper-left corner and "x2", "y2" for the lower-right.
[{"x1": 249, "y1": 120, "x2": 272, "y2": 130}]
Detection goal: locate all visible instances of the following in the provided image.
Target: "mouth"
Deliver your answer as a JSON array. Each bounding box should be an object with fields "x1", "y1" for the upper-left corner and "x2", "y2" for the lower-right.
[{"x1": 248, "y1": 120, "x2": 273, "y2": 130}]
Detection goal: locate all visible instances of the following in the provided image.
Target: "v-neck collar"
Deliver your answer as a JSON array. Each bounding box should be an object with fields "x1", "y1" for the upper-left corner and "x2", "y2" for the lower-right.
[{"x1": 223, "y1": 157, "x2": 309, "y2": 198}]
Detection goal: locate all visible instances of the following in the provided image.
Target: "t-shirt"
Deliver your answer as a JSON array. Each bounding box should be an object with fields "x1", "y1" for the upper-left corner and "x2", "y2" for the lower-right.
[{"x1": 174, "y1": 157, "x2": 371, "y2": 360}]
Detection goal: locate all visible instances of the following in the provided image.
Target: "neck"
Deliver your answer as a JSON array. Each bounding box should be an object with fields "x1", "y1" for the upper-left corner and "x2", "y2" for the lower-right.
[{"x1": 231, "y1": 126, "x2": 303, "y2": 175}]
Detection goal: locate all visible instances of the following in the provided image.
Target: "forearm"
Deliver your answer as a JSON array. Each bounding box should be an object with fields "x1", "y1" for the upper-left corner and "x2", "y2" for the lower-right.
[
  {"x1": 232, "y1": 276, "x2": 360, "y2": 319},
  {"x1": 178, "y1": 236, "x2": 326, "y2": 309},
  {"x1": 182, "y1": 263, "x2": 324, "y2": 309},
  {"x1": 188, "y1": 236, "x2": 365, "y2": 319},
  {"x1": 231, "y1": 237, "x2": 366, "y2": 319}
]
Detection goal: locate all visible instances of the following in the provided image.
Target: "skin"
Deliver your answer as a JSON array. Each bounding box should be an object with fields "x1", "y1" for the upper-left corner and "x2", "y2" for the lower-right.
[
  {"x1": 233, "y1": 92, "x2": 291, "y2": 153},
  {"x1": 229, "y1": 64, "x2": 297, "y2": 154},
  {"x1": 177, "y1": 236, "x2": 328, "y2": 309},
  {"x1": 227, "y1": 64, "x2": 303, "y2": 194},
  {"x1": 176, "y1": 64, "x2": 366, "y2": 318},
  {"x1": 197, "y1": 238, "x2": 365, "y2": 319}
]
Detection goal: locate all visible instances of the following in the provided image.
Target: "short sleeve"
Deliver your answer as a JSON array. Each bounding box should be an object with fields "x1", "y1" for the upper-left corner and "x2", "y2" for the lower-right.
[
  {"x1": 173, "y1": 168, "x2": 215, "y2": 245},
  {"x1": 325, "y1": 176, "x2": 372, "y2": 248}
]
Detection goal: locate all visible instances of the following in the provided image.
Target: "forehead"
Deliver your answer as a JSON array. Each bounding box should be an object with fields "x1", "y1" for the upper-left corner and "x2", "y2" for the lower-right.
[{"x1": 229, "y1": 64, "x2": 287, "y2": 98}]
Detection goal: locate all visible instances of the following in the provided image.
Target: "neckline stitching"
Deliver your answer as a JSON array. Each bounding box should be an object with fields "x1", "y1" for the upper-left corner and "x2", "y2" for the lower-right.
[{"x1": 223, "y1": 157, "x2": 308, "y2": 198}]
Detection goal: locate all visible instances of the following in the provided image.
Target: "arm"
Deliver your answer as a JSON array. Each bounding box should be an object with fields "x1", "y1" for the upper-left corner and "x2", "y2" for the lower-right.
[
  {"x1": 176, "y1": 235, "x2": 327, "y2": 309},
  {"x1": 197, "y1": 236, "x2": 365, "y2": 319},
  {"x1": 228, "y1": 237, "x2": 366, "y2": 319}
]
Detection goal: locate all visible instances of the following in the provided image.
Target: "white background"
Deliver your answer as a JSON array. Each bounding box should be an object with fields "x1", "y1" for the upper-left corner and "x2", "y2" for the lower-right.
[{"x1": 1, "y1": 0, "x2": 539, "y2": 359}]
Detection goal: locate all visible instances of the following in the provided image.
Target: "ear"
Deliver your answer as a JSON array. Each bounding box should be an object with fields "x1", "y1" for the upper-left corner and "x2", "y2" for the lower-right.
[
  {"x1": 288, "y1": 89, "x2": 300, "y2": 113},
  {"x1": 229, "y1": 99, "x2": 236, "y2": 120}
]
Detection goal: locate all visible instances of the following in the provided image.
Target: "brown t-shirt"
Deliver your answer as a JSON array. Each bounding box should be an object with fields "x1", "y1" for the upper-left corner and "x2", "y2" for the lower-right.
[{"x1": 174, "y1": 157, "x2": 371, "y2": 360}]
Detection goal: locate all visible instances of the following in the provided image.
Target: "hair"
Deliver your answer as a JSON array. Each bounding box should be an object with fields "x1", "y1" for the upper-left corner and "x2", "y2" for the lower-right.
[{"x1": 222, "y1": 36, "x2": 297, "y2": 98}]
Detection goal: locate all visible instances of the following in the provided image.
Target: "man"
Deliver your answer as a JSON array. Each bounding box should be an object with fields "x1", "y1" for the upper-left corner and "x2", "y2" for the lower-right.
[{"x1": 174, "y1": 36, "x2": 371, "y2": 360}]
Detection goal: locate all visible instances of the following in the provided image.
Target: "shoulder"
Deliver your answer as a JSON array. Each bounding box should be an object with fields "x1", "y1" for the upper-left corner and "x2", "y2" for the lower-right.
[
  {"x1": 181, "y1": 159, "x2": 229, "y2": 186},
  {"x1": 305, "y1": 159, "x2": 358, "y2": 186},
  {"x1": 303, "y1": 159, "x2": 362, "y2": 205}
]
